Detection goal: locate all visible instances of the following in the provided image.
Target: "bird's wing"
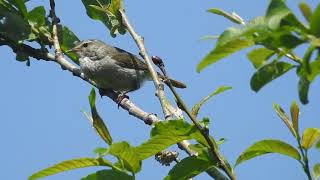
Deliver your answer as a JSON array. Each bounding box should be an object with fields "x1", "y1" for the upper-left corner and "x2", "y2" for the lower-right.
[{"x1": 111, "y1": 47, "x2": 148, "y2": 71}]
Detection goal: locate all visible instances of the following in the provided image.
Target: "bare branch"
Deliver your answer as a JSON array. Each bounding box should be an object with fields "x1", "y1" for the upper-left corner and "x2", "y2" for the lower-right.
[{"x1": 119, "y1": 9, "x2": 174, "y2": 118}]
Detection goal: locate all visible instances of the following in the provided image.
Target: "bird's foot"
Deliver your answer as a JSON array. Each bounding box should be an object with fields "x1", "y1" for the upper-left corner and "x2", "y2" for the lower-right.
[{"x1": 116, "y1": 92, "x2": 129, "y2": 108}]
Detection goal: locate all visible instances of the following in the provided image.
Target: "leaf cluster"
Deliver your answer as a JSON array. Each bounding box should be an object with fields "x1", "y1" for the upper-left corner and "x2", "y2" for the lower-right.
[{"x1": 198, "y1": 0, "x2": 320, "y2": 104}]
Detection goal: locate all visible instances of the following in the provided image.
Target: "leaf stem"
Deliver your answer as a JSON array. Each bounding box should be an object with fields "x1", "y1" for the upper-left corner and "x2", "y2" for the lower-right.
[{"x1": 297, "y1": 137, "x2": 312, "y2": 180}]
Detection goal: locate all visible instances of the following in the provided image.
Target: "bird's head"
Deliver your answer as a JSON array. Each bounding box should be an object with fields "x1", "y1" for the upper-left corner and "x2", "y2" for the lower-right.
[{"x1": 67, "y1": 39, "x2": 107, "y2": 59}]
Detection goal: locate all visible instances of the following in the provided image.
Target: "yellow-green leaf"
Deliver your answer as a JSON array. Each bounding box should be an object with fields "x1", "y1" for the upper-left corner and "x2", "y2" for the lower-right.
[
  {"x1": 197, "y1": 39, "x2": 254, "y2": 72},
  {"x1": 299, "y1": 2, "x2": 312, "y2": 22},
  {"x1": 235, "y1": 139, "x2": 300, "y2": 166},
  {"x1": 301, "y1": 128, "x2": 320, "y2": 150},
  {"x1": 313, "y1": 163, "x2": 320, "y2": 180},
  {"x1": 290, "y1": 101, "x2": 299, "y2": 134},
  {"x1": 207, "y1": 8, "x2": 244, "y2": 25},
  {"x1": 85, "y1": 88, "x2": 113, "y2": 145},
  {"x1": 273, "y1": 103, "x2": 296, "y2": 138},
  {"x1": 247, "y1": 48, "x2": 274, "y2": 69},
  {"x1": 29, "y1": 158, "x2": 114, "y2": 180}
]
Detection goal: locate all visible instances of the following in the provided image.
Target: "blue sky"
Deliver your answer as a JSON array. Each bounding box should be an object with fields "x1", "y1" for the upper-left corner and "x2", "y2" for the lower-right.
[{"x1": 0, "y1": 0, "x2": 319, "y2": 179}]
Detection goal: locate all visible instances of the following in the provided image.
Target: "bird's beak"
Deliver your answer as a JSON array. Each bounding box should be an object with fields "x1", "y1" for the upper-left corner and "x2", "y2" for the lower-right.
[{"x1": 66, "y1": 46, "x2": 80, "y2": 53}]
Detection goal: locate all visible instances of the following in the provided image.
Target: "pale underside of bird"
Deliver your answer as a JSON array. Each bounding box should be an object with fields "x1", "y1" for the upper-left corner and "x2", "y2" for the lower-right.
[{"x1": 68, "y1": 39, "x2": 186, "y2": 93}]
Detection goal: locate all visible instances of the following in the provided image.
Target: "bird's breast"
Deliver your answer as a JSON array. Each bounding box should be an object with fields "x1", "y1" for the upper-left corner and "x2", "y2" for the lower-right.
[{"x1": 79, "y1": 56, "x2": 149, "y2": 92}]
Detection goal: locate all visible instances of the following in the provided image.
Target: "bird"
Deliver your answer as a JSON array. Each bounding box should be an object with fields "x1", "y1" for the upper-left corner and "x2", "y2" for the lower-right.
[{"x1": 67, "y1": 39, "x2": 186, "y2": 96}]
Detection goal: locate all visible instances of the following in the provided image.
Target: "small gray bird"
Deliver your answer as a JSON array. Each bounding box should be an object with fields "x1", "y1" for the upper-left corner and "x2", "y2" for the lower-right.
[{"x1": 68, "y1": 39, "x2": 186, "y2": 94}]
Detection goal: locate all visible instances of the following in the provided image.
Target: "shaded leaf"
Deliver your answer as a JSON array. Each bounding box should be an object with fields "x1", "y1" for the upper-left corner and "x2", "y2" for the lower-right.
[
  {"x1": 192, "y1": 86, "x2": 231, "y2": 117},
  {"x1": 314, "y1": 163, "x2": 320, "y2": 180},
  {"x1": 8, "y1": 0, "x2": 27, "y2": 16},
  {"x1": 0, "y1": 10, "x2": 31, "y2": 42},
  {"x1": 81, "y1": 169, "x2": 133, "y2": 180},
  {"x1": 207, "y1": 8, "x2": 244, "y2": 24},
  {"x1": 235, "y1": 139, "x2": 300, "y2": 166},
  {"x1": 85, "y1": 88, "x2": 112, "y2": 145},
  {"x1": 310, "y1": 4, "x2": 320, "y2": 37},
  {"x1": 205, "y1": 167, "x2": 229, "y2": 180},
  {"x1": 273, "y1": 103, "x2": 296, "y2": 137},
  {"x1": 316, "y1": 140, "x2": 320, "y2": 150},
  {"x1": 290, "y1": 101, "x2": 299, "y2": 134},
  {"x1": 164, "y1": 156, "x2": 215, "y2": 180},
  {"x1": 298, "y1": 76, "x2": 310, "y2": 104},
  {"x1": 164, "y1": 145, "x2": 220, "y2": 180},
  {"x1": 301, "y1": 128, "x2": 320, "y2": 150},
  {"x1": 299, "y1": 2, "x2": 312, "y2": 22},
  {"x1": 247, "y1": 47, "x2": 275, "y2": 69},
  {"x1": 29, "y1": 158, "x2": 114, "y2": 180},
  {"x1": 250, "y1": 61, "x2": 293, "y2": 92},
  {"x1": 59, "y1": 26, "x2": 80, "y2": 63},
  {"x1": 108, "y1": 141, "x2": 141, "y2": 173}
]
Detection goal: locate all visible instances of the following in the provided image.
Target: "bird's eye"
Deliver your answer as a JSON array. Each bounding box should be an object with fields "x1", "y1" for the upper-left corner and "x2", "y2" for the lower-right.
[{"x1": 83, "y1": 43, "x2": 88, "y2": 48}]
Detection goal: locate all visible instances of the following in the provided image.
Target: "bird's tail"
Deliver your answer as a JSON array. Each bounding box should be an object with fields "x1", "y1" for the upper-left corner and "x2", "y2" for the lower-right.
[{"x1": 157, "y1": 73, "x2": 187, "y2": 89}]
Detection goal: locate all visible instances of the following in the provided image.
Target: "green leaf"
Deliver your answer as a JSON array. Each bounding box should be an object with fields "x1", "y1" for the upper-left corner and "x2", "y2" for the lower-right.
[
  {"x1": 235, "y1": 139, "x2": 301, "y2": 166},
  {"x1": 0, "y1": 10, "x2": 31, "y2": 42},
  {"x1": 29, "y1": 158, "x2": 114, "y2": 180},
  {"x1": 81, "y1": 0, "x2": 125, "y2": 37},
  {"x1": 164, "y1": 156, "x2": 215, "y2": 180},
  {"x1": 207, "y1": 8, "x2": 244, "y2": 25},
  {"x1": 108, "y1": 141, "x2": 141, "y2": 173},
  {"x1": 85, "y1": 88, "x2": 112, "y2": 145},
  {"x1": 299, "y1": 2, "x2": 312, "y2": 22},
  {"x1": 93, "y1": 147, "x2": 108, "y2": 157},
  {"x1": 81, "y1": 169, "x2": 134, "y2": 180},
  {"x1": 265, "y1": 0, "x2": 291, "y2": 29},
  {"x1": 205, "y1": 167, "x2": 229, "y2": 180},
  {"x1": 247, "y1": 47, "x2": 275, "y2": 69},
  {"x1": 27, "y1": 6, "x2": 46, "y2": 26},
  {"x1": 301, "y1": 128, "x2": 320, "y2": 150},
  {"x1": 298, "y1": 76, "x2": 310, "y2": 104},
  {"x1": 310, "y1": 4, "x2": 320, "y2": 37},
  {"x1": 192, "y1": 86, "x2": 232, "y2": 117},
  {"x1": 250, "y1": 61, "x2": 293, "y2": 92},
  {"x1": 26, "y1": 6, "x2": 51, "y2": 43},
  {"x1": 313, "y1": 163, "x2": 320, "y2": 180},
  {"x1": 197, "y1": 16, "x2": 273, "y2": 72},
  {"x1": 135, "y1": 120, "x2": 207, "y2": 160},
  {"x1": 197, "y1": 39, "x2": 254, "y2": 72},
  {"x1": 164, "y1": 146, "x2": 220, "y2": 180},
  {"x1": 8, "y1": 0, "x2": 27, "y2": 16},
  {"x1": 316, "y1": 140, "x2": 320, "y2": 150},
  {"x1": 199, "y1": 35, "x2": 219, "y2": 41},
  {"x1": 273, "y1": 103, "x2": 297, "y2": 138},
  {"x1": 59, "y1": 26, "x2": 80, "y2": 64},
  {"x1": 290, "y1": 101, "x2": 299, "y2": 134}
]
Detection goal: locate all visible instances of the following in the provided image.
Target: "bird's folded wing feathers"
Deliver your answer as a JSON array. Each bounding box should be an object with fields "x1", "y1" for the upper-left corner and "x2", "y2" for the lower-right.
[{"x1": 111, "y1": 47, "x2": 148, "y2": 71}]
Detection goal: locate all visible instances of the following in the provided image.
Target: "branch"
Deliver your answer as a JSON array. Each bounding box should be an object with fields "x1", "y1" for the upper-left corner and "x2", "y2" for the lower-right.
[
  {"x1": 119, "y1": 9, "x2": 231, "y2": 179},
  {"x1": 119, "y1": 9, "x2": 174, "y2": 119}
]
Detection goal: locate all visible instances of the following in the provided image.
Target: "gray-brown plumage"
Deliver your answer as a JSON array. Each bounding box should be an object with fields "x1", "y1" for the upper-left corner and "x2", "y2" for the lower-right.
[{"x1": 68, "y1": 39, "x2": 186, "y2": 92}]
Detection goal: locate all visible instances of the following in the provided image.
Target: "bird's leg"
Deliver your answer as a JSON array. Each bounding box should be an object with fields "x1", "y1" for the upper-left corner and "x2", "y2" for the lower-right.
[{"x1": 116, "y1": 91, "x2": 130, "y2": 108}]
